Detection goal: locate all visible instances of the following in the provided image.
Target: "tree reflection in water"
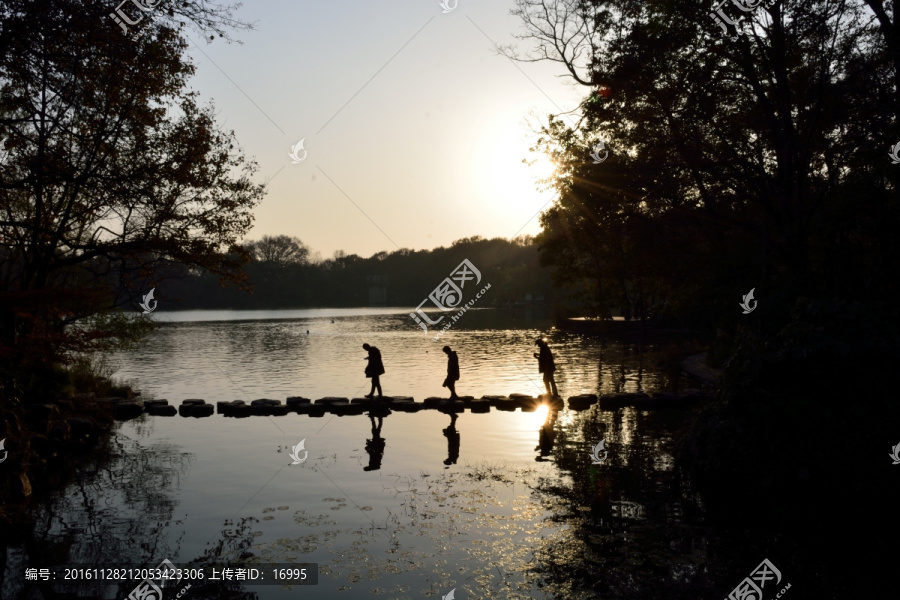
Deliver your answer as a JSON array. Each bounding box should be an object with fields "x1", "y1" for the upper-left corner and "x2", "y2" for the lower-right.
[
  {"x1": 528, "y1": 404, "x2": 723, "y2": 600},
  {"x1": 1, "y1": 421, "x2": 260, "y2": 600}
]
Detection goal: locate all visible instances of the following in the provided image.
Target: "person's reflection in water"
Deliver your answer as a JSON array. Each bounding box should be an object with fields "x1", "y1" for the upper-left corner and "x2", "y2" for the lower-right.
[
  {"x1": 443, "y1": 412, "x2": 460, "y2": 467},
  {"x1": 364, "y1": 413, "x2": 386, "y2": 471},
  {"x1": 535, "y1": 408, "x2": 559, "y2": 461}
]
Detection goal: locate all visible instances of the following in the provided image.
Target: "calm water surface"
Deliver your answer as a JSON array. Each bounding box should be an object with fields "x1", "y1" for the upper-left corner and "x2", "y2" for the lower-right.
[{"x1": 6, "y1": 308, "x2": 711, "y2": 600}]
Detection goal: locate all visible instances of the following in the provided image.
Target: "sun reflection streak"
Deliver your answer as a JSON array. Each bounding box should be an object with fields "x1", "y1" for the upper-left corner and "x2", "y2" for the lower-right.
[
  {"x1": 502, "y1": 403, "x2": 553, "y2": 454},
  {"x1": 526, "y1": 403, "x2": 550, "y2": 431}
]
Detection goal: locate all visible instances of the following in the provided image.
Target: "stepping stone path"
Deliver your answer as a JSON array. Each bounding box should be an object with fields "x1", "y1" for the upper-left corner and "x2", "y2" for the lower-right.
[
  {"x1": 115, "y1": 391, "x2": 710, "y2": 420},
  {"x1": 178, "y1": 399, "x2": 214, "y2": 418},
  {"x1": 145, "y1": 400, "x2": 176, "y2": 416}
]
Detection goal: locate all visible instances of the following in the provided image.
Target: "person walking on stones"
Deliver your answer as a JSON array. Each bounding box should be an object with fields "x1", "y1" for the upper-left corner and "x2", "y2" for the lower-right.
[
  {"x1": 534, "y1": 337, "x2": 559, "y2": 397},
  {"x1": 363, "y1": 343, "x2": 384, "y2": 399},
  {"x1": 442, "y1": 345, "x2": 460, "y2": 400}
]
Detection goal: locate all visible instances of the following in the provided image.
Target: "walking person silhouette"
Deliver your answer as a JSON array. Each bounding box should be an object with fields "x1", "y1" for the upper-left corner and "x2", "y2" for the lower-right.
[
  {"x1": 362, "y1": 343, "x2": 384, "y2": 399},
  {"x1": 442, "y1": 345, "x2": 460, "y2": 399},
  {"x1": 534, "y1": 337, "x2": 559, "y2": 397}
]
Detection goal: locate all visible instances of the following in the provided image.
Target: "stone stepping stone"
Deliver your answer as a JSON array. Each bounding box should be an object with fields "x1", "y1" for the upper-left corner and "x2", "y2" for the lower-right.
[
  {"x1": 455, "y1": 396, "x2": 476, "y2": 407},
  {"x1": 468, "y1": 398, "x2": 491, "y2": 413},
  {"x1": 147, "y1": 403, "x2": 177, "y2": 416},
  {"x1": 535, "y1": 395, "x2": 565, "y2": 410},
  {"x1": 143, "y1": 399, "x2": 169, "y2": 409},
  {"x1": 223, "y1": 401, "x2": 252, "y2": 418},
  {"x1": 315, "y1": 397, "x2": 350, "y2": 405},
  {"x1": 567, "y1": 394, "x2": 597, "y2": 411},
  {"x1": 351, "y1": 397, "x2": 393, "y2": 410},
  {"x1": 179, "y1": 401, "x2": 214, "y2": 417},
  {"x1": 383, "y1": 396, "x2": 414, "y2": 404},
  {"x1": 423, "y1": 397, "x2": 443, "y2": 408},
  {"x1": 495, "y1": 397, "x2": 518, "y2": 411},
  {"x1": 249, "y1": 399, "x2": 283, "y2": 416},
  {"x1": 114, "y1": 399, "x2": 144, "y2": 420},
  {"x1": 328, "y1": 401, "x2": 361, "y2": 416},
  {"x1": 598, "y1": 393, "x2": 650, "y2": 410},
  {"x1": 143, "y1": 399, "x2": 172, "y2": 416},
  {"x1": 217, "y1": 400, "x2": 240, "y2": 413},
  {"x1": 390, "y1": 403, "x2": 423, "y2": 413},
  {"x1": 293, "y1": 403, "x2": 316, "y2": 415},
  {"x1": 509, "y1": 394, "x2": 541, "y2": 410},
  {"x1": 480, "y1": 395, "x2": 507, "y2": 406},
  {"x1": 286, "y1": 397, "x2": 311, "y2": 408},
  {"x1": 437, "y1": 399, "x2": 465, "y2": 413},
  {"x1": 336, "y1": 404, "x2": 365, "y2": 416}
]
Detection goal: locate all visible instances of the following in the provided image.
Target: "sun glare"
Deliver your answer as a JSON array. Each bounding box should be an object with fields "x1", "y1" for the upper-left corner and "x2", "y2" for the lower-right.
[
  {"x1": 473, "y1": 116, "x2": 558, "y2": 230},
  {"x1": 525, "y1": 403, "x2": 551, "y2": 431}
]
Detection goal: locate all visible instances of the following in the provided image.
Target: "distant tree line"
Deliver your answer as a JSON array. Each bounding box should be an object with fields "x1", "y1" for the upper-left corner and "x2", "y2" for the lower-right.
[{"x1": 161, "y1": 235, "x2": 554, "y2": 309}]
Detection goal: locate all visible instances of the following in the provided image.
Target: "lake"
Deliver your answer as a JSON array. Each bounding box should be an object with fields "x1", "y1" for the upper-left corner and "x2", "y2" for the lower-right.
[{"x1": 4, "y1": 308, "x2": 729, "y2": 600}]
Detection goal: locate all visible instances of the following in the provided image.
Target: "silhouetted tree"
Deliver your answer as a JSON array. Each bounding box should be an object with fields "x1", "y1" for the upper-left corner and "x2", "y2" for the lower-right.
[
  {"x1": 512, "y1": 0, "x2": 899, "y2": 328},
  {"x1": 248, "y1": 235, "x2": 310, "y2": 266},
  {"x1": 0, "y1": 0, "x2": 262, "y2": 390}
]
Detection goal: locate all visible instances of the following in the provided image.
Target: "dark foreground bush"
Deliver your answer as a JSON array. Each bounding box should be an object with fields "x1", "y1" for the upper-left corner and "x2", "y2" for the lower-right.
[{"x1": 681, "y1": 298, "x2": 899, "y2": 596}]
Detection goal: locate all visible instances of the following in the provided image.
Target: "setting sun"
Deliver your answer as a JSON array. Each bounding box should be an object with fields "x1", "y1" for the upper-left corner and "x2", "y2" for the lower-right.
[{"x1": 472, "y1": 113, "x2": 558, "y2": 233}]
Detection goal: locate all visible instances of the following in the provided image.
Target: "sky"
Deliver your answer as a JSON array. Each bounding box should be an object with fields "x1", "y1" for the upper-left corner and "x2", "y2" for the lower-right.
[{"x1": 180, "y1": 0, "x2": 585, "y2": 258}]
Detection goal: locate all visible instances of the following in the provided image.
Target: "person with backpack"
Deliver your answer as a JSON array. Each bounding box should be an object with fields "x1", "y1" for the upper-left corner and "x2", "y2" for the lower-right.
[
  {"x1": 442, "y1": 345, "x2": 460, "y2": 400},
  {"x1": 362, "y1": 343, "x2": 385, "y2": 399}
]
